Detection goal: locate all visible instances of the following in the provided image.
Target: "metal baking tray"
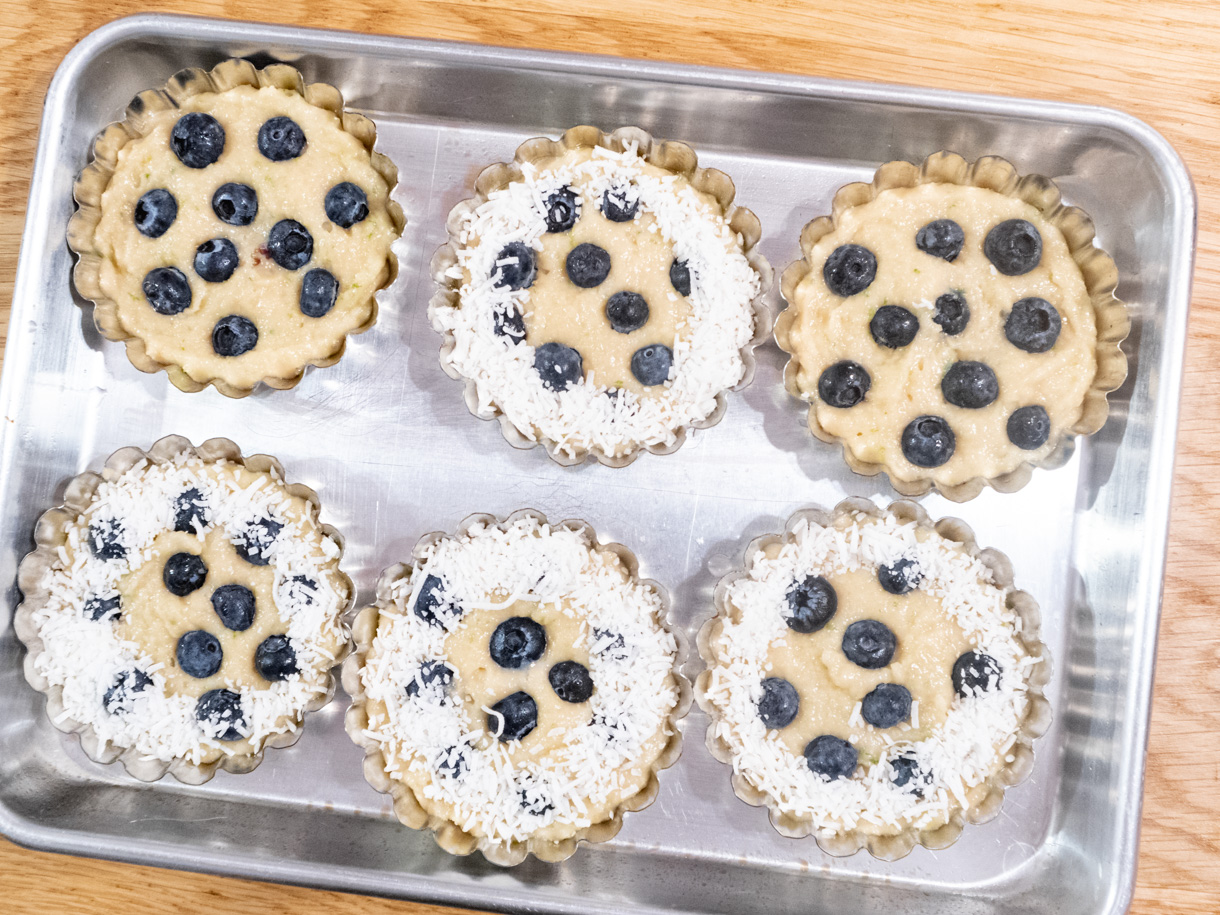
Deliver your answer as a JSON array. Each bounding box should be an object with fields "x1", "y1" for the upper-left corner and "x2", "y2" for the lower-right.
[{"x1": 0, "y1": 12, "x2": 1193, "y2": 915}]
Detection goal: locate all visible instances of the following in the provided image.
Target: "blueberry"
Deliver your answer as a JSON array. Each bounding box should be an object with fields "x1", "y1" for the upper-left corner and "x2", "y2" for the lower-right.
[
  {"x1": 210, "y1": 584, "x2": 256, "y2": 631},
  {"x1": 861, "y1": 683, "x2": 912, "y2": 728},
  {"x1": 134, "y1": 188, "x2": 177, "y2": 238},
  {"x1": 489, "y1": 616, "x2": 547, "y2": 670},
  {"x1": 88, "y1": 520, "x2": 126, "y2": 560},
  {"x1": 170, "y1": 112, "x2": 225, "y2": 169},
  {"x1": 234, "y1": 517, "x2": 282, "y2": 565},
  {"x1": 257, "y1": 116, "x2": 306, "y2": 161},
  {"x1": 194, "y1": 238, "x2": 239, "y2": 283},
  {"x1": 163, "y1": 552, "x2": 207, "y2": 596},
  {"x1": 817, "y1": 360, "x2": 871, "y2": 408},
  {"x1": 493, "y1": 307, "x2": 526, "y2": 342},
  {"x1": 985, "y1": 219, "x2": 1042, "y2": 275},
  {"x1": 285, "y1": 575, "x2": 318, "y2": 606},
  {"x1": 942, "y1": 361, "x2": 999, "y2": 410},
  {"x1": 491, "y1": 241, "x2": 536, "y2": 291},
  {"x1": 631, "y1": 344, "x2": 673, "y2": 386},
  {"x1": 933, "y1": 291, "x2": 970, "y2": 335},
  {"x1": 83, "y1": 594, "x2": 121, "y2": 622},
  {"x1": 195, "y1": 688, "x2": 246, "y2": 741},
  {"x1": 543, "y1": 186, "x2": 579, "y2": 232},
  {"x1": 212, "y1": 315, "x2": 258, "y2": 357},
  {"x1": 916, "y1": 218, "x2": 965, "y2": 262},
  {"x1": 785, "y1": 575, "x2": 837, "y2": 633},
  {"x1": 489, "y1": 690, "x2": 537, "y2": 742},
  {"x1": 1008, "y1": 405, "x2": 1051, "y2": 450},
  {"x1": 605, "y1": 291, "x2": 649, "y2": 333},
  {"x1": 534, "y1": 341, "x2": 584, "y2": 391},
  {"x1": 952, "y1": 651, "x2": 1001, "y2": 698},
  {"x1": 670, "y1": 258, "x2": 692, "y2": 296},
  {"x1": 757, "y1": 677, "x2": 800, "y2": 729},
  {"x1": 414, "y1": 574, "x2": 461, "y2": 626},
  {"x1": 299, "y1": 268, "x2": 338, "y2": 318},
  {"x1": 601, "y1": 186, "x2": 638, "y2": 222},
  {"x1": 548, "y1": 660, "x2": 594, "y2": 703},
  {"x1": 1005, "y1": 297, "x2": 1062, "y2": 353},
  {"x1": 592, "y1": 628, "x2": 629, "y2": 660},
  {"x1": 436, "y1": 745, "x2": 468, "y2": 779},
  {"x1": 804, "y1": 735, "x2": 858, "y2": 780},
  {"x1": 891, "y1": 754, "x2": 930, "y2": 796},
  {"x1": 842, "y1": 619, "x2": 896, "y2": 669},
  {"x1": 823, "y1": 244, "x2": 877, "y2": 297},
  {"x1": 177, "y1": 630, "x2": 223, "y2": 679},
  {"x1": 212, "y1": 182, "x2": 258, "y2": 226},
  {"x1": 255, "y1": 634, "x2": 298, "y2": 681},
  {"x1": 565, "y1": 243, "x2": 611, "y2": 288},
  {"x1": 870, "y1": 305, "x2": 919, "y2": 348},
  {"x1": 172, "y1": 487, "x2": 209, "y2": 533},
  {"x1": 406, "y1": 660, "x2": 454, "y2": 697},
  {"x1": 324, "y1": 182, "x2": 369, "y2": 228},
  {"x1": 878, "y1": 558, "x2": 922, "y2": 595},
  {"x1": 520, "y1": 787, "x2": 554, "y2": 816},
  {"x1": 901, "y1": 415, "x2": 956, "y2": 468},
  {"x1": 142, "y1": 267, "x2": 192, "y2": 316},
  {"x1": 267, "y1": 219, "x2": 313, "y2": 271},
  {"x1": 103, "y1": 669, "x2": 152, "y2": 715}
]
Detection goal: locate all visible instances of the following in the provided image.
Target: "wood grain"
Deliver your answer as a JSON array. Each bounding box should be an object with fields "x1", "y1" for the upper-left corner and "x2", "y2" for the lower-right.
[{"x1": 1, "y1": 1, "x2": 1217, "y2": 912}]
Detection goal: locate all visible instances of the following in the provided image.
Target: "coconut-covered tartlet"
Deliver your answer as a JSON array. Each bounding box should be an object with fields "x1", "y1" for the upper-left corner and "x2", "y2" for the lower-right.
[
  {"x1": 696, "y1": 499, "x2": 1051, "y2": 860},
  {"x1": 429, "y1": 126, "x2": 772, "y2": 466},
  {"x1": 343, "y1": 510, "x2": 689, "y2": 864}
]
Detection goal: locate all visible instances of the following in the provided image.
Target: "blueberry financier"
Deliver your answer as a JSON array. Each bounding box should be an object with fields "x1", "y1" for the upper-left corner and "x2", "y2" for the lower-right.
[
  {"x1": 776, "y1": 151, "x2": 1129, "y2": 501},
  {"x1": 430, "y1": 125, "x2": 772, "y2": 466},
  {"x1": 696, "y1": 499, "x2": 1051, "y2": 860},
  {"x1": 14, "y1": 436, "x2": 352, "y2": 784},
  {"x1": 68, "y1": 59, "x2": 404, "y2": 397},
  {"x1": 343, "y1": 510, "x2": 689, "y2": 864}
]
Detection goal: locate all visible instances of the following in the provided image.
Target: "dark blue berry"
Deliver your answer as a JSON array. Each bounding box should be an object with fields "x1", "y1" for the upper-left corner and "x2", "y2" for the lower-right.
[
  {"x1": 670, "y1": 258, "x2": 691, "y2": 296},
  {"x1": 520, "y1": 787, "x2": 554, "y2": 816},
  {"x1": 406, "y1": 660, "x2": 454, "y2": 697},
  {"x1": 489, "y1": 690, "x2": 537, "y2": 742},
  {"x1": 414, "y1": 574, "x2": 461, "y2": 626},
  {"x1": 211, "y1": 584, "x2": 256, "y2": 631},
  {"x1": 933, "y1": 291, "x2": 969, "y2": 335},
  {"x1": 1008, "y1": 405, "x2": 1051, "y2": 450},
  {"x1": 601, "y1": 186, "x2": 638, "y2": 222},
  {"x1": 785, "y1": 575, "x2": 837, "y2": 633},
  {"x1": 548, "y1": 660, "x2": 593, "y2": 703},
  {"x1": 942, "y1": 361, "x2": 999, "y2": 409},
  {"x1": 493, "y1": 307, "x2": 526, "y2": 342},
  {"x1": 758, "y1": 677, "x2": 800, "y2": 729},
  {"x1": 257, "y1": 116, "x2": 306, "y2": 161},
  {"x1": 436, "y1": 745, "x2": 468, "y2": 779},
  {"x1": 170, "y1": 112, "x2": 225, "y2": 169},
  {"x1": 489, "y1": 616, "x2": 547, "y2": 670},
  {"x1": 878, "y1": 558, "x2": 921, "y2": 595},
  {"x1": 163, "y1": 552, "x2": 207, "y2": 596},
  {"x1": 605, "y1": 291, "x2": 649, "y2": 333},
  {"x1": 817, "y1": 360, "x2": 871, "y2": 408},
  {"x1": 861, "y1": 683, "x2": 912, "y2": 728},
  {"x1": 804, "y1": 735, "x2": 858, "y2": 780},
  {"x1": 491, "y1": 242, "x2": 536, "y2": 290},
  {"x1": 299, "y1": 268, "x2": 338, "y2": 318},
  {"x1": 177, "y1": 629, "x2": 222, "y2": 679},
  {"x1": 916, "y1": 219, "x2": 964, "y2": 261},
  {"x1": 952, "y1": 651, "x2": 1001, "y2": 697},
  {"x1": 593, "y1": 628, "x2": 629, "y2": 660},
  {"x1": 842, "y1": 619, "x2": 896, "y2": 669},
  {"x1": 324, "y1": 182, "x2": 369, "y2": 228},
  {"x1": 89, "y1": 520, "x2": 126, "y2": 560},
  {"x1": 870, "y1": 305, "x2": 919, "y2": 348},
  {"x1": 1005, "y1": 297, "x2": 1062, "y2": 353},
  {"x1": 287, "y1": 575, "x2": 317, "y2": 605},
  {"x1": 255, "y1": 634, "x2": 298, "y2": 681},
  {"x1": 83, "y1": 594, "x2": 121, "y2": 622},
  {"x1": 212, "y1": 315, "x2": 258, "y2": 357},
  {"x1": 143, "y1": 267, "x2": 192, "y2": 316},
  {"x1": 212, "y1": 182, "x2": 258, "y2": 226},
  {"x1": 891, "y1": 754, "x2": 929, "y2": 796},
  {"x1": 985, "y1": 219, "x2": 1042, "y2": 276},
  {"x1": 234, "y1": 517, "x2": 282, "y2": 565},
  {"x1": 631, "y1": 344, "x2": 673, "y2": 386},
  {"x1": 565, "y1": 243, "x2": 611, "y2": 288},
  {"x1": 823, "y1": 244, "x2": 876, "y2": 297},
  {"x1": 194, "y1": 238, "x2": 239, "y2": 283},
  {"x1": 267, "y1": 219, "x2": 313, "y2": 270},
  {"x1": 195, "y1": 688, "x2": 246, "y2": 741},
  {"x1": 134, "y1": 188, "x2": 177, "y2": 238},
  {"x1": 172, "y1": 487, "x2": 208, "y2": 533},
  {"x1": 103, "y1": 669, "x2": 152, "y2": 715},
  {"x1": 901, "y1": 415, "x2": 956, "y2": 468},
  {"x1": 535, "y1": 341, "x2": 584, "y2": 391},
  {"x1": 543, "y1": 186, "x2": 579, "y2": 232}
]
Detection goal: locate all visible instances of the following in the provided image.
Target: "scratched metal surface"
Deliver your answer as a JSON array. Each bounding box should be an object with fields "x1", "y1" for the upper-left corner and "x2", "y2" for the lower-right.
[{"x1": 0, "y1": 13, "x2": 1194, "y2": 915}]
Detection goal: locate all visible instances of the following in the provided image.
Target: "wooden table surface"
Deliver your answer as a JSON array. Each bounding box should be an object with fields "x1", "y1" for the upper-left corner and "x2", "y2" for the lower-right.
[{"x1": 0, "y1": 1, "x2": 1216, "y2": 912}]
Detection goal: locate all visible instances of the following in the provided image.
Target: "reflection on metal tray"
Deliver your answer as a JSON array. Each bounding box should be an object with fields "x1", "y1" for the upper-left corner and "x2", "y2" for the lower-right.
[{"x1": 0, "y1": 12, "x2": 1193, "y2": 915}]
